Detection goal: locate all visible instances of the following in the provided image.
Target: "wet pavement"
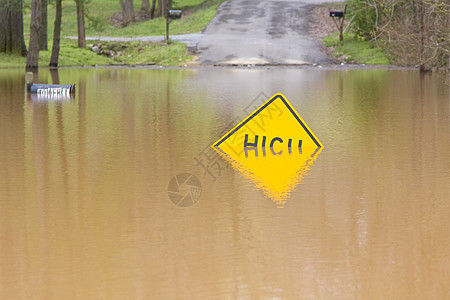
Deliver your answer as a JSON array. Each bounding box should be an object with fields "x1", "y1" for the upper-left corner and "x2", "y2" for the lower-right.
[{"x1": 197, "y1": 0, "x2": 338, "y2": 65}]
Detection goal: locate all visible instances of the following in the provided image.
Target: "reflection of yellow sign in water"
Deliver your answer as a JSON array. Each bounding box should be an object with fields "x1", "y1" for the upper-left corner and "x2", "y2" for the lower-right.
[{"x1": 212, "y1": 93, "x2": 323, "y2": 208}]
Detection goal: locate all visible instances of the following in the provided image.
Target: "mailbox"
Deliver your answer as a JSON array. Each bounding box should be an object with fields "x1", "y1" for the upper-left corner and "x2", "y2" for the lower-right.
[
  {"x1": 166, "y1": 10, "x2": 182, "y2": 41},
  {"x1": 330, "y1": 10, "x2": 344, "y2": 18},
  {"x1": 168, "y1": 10, "x2": 182, "y2": 20}
]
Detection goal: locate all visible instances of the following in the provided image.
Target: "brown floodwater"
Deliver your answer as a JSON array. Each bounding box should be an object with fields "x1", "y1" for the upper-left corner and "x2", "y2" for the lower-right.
[{"x1": 0, "y1": 67, "x2": 449, "y2": 299}]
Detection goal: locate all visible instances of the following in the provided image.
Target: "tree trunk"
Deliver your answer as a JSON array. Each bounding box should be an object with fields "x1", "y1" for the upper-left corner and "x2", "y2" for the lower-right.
[
  {"x1": 0, "y1": 0, "x2": 27, "y2": 56},
  {"x1": 26, "y1": 0, "x2": 41, "y2": 70},
  {"x1": 0, "y1": 0, "x2": 8, "y2": 53},
  {"x1": 161, "y1": 0, "x2": 166, "y2": 17},
  {"x1": 76, "y1": 0, "x2": 86, "y2": 48},
  {"x1": 156, "y1": 0, "x2": 162, "y2": 17},
  {"x1": 40, "y1": 0, "x2": 47, "y2": 50},
  {"x1": 12, "y1": 0, "x2": 27, "y2": 57},
  {"x1": 150, "y1": 0, "x2": 156, "y2": 19},
  {"x1": 120, "y1": 0, "x2": 135, "y2": 26},
  {"x1": 120, "y1": 0, "x2": 126, "y2": 19},
  {"x1": 49, "y1": 0, "x2": 62, "y2": 67},
  {"x1": 13, "y1": 0, "x2": 28, "y2": 56},
  {"x1": 141, "y1": 0, "x2": 149, "y2": 12},
  {"x1": 126, "y1": 0, "x2": 135, "y2": 24},
  {"x1": 418, "y1": 0, "x2": 427, "y2": 71}
]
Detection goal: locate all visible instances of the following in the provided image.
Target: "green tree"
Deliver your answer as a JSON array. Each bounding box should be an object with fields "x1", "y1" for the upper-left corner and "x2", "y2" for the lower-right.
[{"x1": 348, "y1": 0, "x2": 386, "y2": 40}]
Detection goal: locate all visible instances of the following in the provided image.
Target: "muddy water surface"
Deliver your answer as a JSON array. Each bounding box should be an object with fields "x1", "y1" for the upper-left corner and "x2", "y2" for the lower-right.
[{"x1": 0, "y1": 67, "x2": 449, "y2": 299}]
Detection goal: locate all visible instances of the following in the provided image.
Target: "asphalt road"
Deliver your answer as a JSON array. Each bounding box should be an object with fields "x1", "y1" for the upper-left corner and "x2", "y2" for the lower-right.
[{"x1": 197, "y1": 0, "x2": 334, "y2": 65}]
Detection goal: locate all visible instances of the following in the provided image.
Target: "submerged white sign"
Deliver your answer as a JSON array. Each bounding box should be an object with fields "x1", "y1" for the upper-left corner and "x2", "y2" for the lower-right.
[{"x1": 36, "y1": 88, "x2": 72, "y2": 96}]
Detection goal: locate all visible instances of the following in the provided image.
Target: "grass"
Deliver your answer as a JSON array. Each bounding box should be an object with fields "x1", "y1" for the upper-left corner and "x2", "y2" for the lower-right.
[
  {"x1": 0, "y1": 39, "x2": 112, "y2": 67},
  {"x1": 94, "y1": 40, "x2": 193, "y2": 65},
  {"x1": 23, "y1": 0, "x2": 225, "y2": 37},
  {"x1": 39, "y1": 39, "x2": 113, "y2": 66},
  {"x1": 0, "y1": 39, "x2": 193, "y2": 68},
  {"x1": 323, "y1": 33, "x2": 390, "y2": 65},
  {"x1": 2, "y1": 0, "x2": 224, "y2": 68}
]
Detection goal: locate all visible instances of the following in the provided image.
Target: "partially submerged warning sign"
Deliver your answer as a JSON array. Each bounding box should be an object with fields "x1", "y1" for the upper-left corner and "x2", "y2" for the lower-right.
[
  {"x1": 212, "y1": 93, "x2": 323, "y2": 207},
  {"x1": 213, "y1": 93, "x2": 322, "y2": 152}
]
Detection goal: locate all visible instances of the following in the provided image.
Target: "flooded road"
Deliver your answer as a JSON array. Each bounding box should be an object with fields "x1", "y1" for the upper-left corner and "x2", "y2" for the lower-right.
[
  {"x1": 0, "y1": 67, "x2": 449, "y2": 299},
  {"x1": 198, "y1": 0, "x2": 333, "y2": 65}
]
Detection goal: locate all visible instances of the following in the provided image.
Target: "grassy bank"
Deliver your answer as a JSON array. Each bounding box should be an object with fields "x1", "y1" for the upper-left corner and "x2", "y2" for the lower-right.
[
  {"x1": 323, "y1": 33, "x2": 390, "y2": 65},
  {"x1": 1, "y1": 0, "x2": 224, "y2": 68},
  {"x1": 22, "y1": 0, "x2": 226, "y2": 37},
  {"x1": 0, "y1": 39, "x2": 192, "y2": 68}
]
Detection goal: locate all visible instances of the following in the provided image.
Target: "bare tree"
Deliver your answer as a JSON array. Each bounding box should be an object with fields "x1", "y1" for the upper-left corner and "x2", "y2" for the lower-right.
[
  {"x1": 0, "y1": 0, "x2": 27, "y2": 56},
  {"x1": 40, "y1": 0, "x2": 47, "y2": 50},
  {"x1": 383, "y1": 0, "x2": 449, "y2": 70},
  {"x1": 50, "y1": 0, "x2": 62, "y2": 67},
  {"x1": 75, "y1": 0, "x2": 86, "y2": 48},
  {"x1": 26, "y1": 0, "x2": 42, "y2": 70},
  {"x1": 350, "y1": 0, "x2": 449, "y2": 70}
]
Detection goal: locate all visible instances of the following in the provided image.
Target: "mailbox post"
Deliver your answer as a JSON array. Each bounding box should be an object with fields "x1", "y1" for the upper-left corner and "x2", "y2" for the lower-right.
[
  {"x1": 329, "y1": 4, "x2": 347, "y2": 42},
  {"x1": 166, "y1": 10, "x2": 182, "y2": 41}
]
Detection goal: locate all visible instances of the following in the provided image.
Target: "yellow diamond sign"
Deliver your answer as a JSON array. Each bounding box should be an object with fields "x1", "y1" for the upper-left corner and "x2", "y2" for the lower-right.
[{"x1": 212, "y1": 93, "x2": 323, "y2": 207}]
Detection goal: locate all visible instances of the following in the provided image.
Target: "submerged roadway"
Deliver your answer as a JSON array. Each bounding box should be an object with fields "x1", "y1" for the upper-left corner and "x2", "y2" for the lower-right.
[{"x1": 197, "y1": 0, "x2": 337, "y2": 65}]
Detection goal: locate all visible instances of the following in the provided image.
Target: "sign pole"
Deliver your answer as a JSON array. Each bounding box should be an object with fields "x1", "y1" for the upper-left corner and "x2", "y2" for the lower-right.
[
  {"x1": 166, "y1": 19, "x2": 170, "y2": 41},
  {"x1": 340, "y1": 5, "x2": 348, "y2": 42},
  {"x1": 329, "y1": 4, "x2": 347, "y2": 42}
]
